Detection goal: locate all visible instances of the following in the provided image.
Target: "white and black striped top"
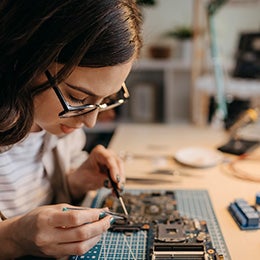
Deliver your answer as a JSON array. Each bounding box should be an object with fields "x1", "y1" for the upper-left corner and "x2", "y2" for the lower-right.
[{"x1": 0, "y1": 131, "x2": 54, "y2": 219}]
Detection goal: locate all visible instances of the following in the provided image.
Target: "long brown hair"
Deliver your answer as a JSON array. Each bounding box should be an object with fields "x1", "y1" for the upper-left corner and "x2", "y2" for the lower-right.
[{"x1": 0, "y1": 0, "x2": 142, "y2": 146}]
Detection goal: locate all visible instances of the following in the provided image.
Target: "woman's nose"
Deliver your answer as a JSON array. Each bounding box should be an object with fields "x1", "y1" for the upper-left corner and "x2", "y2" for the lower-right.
[{"x1": 81, "y1": 109, "x2": 99, "y2": 128}]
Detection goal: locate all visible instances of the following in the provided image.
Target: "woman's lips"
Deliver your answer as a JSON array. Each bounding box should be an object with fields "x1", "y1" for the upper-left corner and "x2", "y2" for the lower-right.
[{"x1": 60, "y1": 124, "x2": 78, "y2": 134}]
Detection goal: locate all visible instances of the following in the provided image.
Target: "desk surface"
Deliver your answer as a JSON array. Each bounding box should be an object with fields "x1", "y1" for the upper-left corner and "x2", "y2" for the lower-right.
[{"x1": 108, "y1": 123, "x2": 260, "y2": 260}]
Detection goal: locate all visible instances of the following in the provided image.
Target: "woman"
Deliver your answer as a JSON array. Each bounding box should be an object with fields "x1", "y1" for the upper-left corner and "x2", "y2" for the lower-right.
[{"x1": 0, "y1": 0, "x2": 142, "y2": 258}]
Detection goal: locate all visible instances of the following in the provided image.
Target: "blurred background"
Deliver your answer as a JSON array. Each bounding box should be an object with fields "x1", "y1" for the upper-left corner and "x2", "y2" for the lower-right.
[{"x1": 85, "y1": 0, "x2": 260, "y2": 151}]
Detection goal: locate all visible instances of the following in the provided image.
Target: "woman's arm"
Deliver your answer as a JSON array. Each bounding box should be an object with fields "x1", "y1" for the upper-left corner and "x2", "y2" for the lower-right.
[
  {"x1": 0, "y1": 204, "x2": 112, "y2": 258},
  {"x1": 0, "y1": 216, "x2": 23, "y2": 258}
]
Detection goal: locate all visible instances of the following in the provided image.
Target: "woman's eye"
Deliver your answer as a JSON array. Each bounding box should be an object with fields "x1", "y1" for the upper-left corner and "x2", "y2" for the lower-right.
[
  {"x1": 68, "y1": 95, "x2": 85, "y2": 105},
  {"x1": 102, "y1": 96, "x2": 113, "y2": 105},
  {"x1": 102, "y1": 94, "x2": 118, "y2": 105}
]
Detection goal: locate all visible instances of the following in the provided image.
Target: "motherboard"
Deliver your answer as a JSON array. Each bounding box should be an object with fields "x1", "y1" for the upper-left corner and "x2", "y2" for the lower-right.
[
  {"x1": 69, "y1": 189, "x2": 230, "y2": 260},
  {"x1": 102, "y1": 191, "x2": 223, "y2": 260}
]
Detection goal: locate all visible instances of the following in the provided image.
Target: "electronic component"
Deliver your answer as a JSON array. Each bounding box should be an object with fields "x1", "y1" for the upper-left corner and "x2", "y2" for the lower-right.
[
  {"x1": 228, "y1": 198, "x2": 260, "y2": 230},
  {"x1": 69, "y1": 189, "x2": 229, "y2": 260},
  {"x1": 101, "y1": 191, "x2": 222, "y2": 259},
  {"x1": 151, "y1": 220, "x2": 218, "y2": 259}
]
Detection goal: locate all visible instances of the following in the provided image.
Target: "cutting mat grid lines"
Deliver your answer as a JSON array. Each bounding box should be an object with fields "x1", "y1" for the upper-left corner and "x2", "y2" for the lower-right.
[
  {"x1": 70, "y1": 231, "x2": 147, "y2": 260},
  {"x1": 175, "y1": 190, "x2": 230, "y2": 259},
  {"x1": 70, "y1": 189, "x2": 231, "y2": 260}
]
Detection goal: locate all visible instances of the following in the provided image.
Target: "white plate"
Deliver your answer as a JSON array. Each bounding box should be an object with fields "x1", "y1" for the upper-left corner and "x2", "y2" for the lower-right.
[{"x1": 174, "y1": 146, "x2": 223, "y2": 168}]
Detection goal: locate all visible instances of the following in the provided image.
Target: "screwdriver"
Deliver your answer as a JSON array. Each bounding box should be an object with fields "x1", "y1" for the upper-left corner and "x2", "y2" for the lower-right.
[{"x1": 106, "y1": 169, "x2": 129, "y2": 216}]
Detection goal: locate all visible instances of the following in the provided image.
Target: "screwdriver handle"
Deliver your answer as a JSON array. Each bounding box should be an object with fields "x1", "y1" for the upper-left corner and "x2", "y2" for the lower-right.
[{"x1": 107, "y1": 170, "x2": 120, "y2": 198}]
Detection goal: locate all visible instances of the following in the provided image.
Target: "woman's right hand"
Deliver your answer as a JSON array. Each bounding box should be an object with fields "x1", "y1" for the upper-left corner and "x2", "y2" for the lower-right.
[{"x1": 0, "y1": 204, "x2": 113, "y2": 258}]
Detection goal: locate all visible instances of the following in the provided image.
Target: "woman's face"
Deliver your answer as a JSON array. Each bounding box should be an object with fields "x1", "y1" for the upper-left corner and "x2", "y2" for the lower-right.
[{"x1": 32, "y1": 61, "x2": 133, "y2": 136}]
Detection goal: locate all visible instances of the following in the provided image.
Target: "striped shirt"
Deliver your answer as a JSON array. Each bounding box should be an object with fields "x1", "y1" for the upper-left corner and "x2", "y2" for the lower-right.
[{"x1": 0, "y1": 131, "x2": 56, "y2": 218}]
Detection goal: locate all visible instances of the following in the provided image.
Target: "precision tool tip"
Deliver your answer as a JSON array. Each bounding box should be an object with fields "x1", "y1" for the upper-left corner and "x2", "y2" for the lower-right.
[{"x1": 119, "y1": 197, "x2": 129, "y2": 216}]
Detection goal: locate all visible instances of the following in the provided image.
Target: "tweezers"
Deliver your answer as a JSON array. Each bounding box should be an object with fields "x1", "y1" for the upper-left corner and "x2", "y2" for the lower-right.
[{"x1": 62, "y1": 207, "x2": 126, "y2": 220}]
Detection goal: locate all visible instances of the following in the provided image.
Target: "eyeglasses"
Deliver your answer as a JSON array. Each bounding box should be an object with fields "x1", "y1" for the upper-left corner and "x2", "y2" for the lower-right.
[{"x1": 45, "y1": 70, "x2": 129, "y2": 118}]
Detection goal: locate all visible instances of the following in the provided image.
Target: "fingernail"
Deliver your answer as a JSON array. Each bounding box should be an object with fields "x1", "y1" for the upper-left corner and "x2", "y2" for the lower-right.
[
  {"x1": 110, "y1": 217, "x2": 115, "y2": 225},
  {"x1": 99, "y1": 212, "x2": 106, "y2": 219},
  {"x1": 103, "y1": 179, "x2": 109, "y2": 188},
  {"x1": 120, "y1": 183, "x2": 125, "y2": 192},
  {"x1": 116, "y1": 174, "x2": 120, "y2": 183}
]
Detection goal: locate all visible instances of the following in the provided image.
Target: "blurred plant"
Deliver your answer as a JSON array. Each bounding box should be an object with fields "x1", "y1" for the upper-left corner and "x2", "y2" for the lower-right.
[
  {"x1": 136, "y1": 0, "x2": 157, "y2": 6},
  {"x1": 165, "y1": 26, "x2": 194, "y2": 40}
]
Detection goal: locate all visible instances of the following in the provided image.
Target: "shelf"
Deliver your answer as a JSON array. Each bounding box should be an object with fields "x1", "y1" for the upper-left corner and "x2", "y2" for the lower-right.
[
  {"x1": 196, "y1": 75, "x2": 260, "y2": 99},
  {"x1": 85, "y1": 58, "x2": 194, "y2": 134},
  {"x1": 125, "y1": 58, "x2": 193, "y2": 123},
  {"x1": 193, "y1": 74, "x2": 260, "y2": 125},
  {"x1": 132, "y1": 58, "x2": 192, "y2": 71}
]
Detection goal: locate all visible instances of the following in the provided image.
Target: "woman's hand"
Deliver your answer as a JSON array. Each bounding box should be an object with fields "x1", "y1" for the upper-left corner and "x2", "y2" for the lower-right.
[
  {"x1": 67, "y1": 145, "x2": 125, "y2": 201},
  {"x1": 1, "y1": 204, "x2": 112, "y2": 258}
]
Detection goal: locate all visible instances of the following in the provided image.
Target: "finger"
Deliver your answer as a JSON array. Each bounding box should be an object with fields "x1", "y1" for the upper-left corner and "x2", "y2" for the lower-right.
[
  {"x1": 47, "y1": 205, "x2": 104, "y2": 228},
  {"x1": 55, "y1": 215, "x2": 112, "y2": 244},
  {"x1": 53, "y1": 234, "x2": 102, "y2": 257},
  {"x1": 116, "y1": 156, "x2": 125, "y2": 189},
  {"x1": 108, "y1": 158, "x2": 124, "y2": 190},
  {"x1": 103, "y1": 151, "x2": 123, "y2": 183},
  {"x1": 92, "y1": 145, "x2": 124, "y2": 189}
]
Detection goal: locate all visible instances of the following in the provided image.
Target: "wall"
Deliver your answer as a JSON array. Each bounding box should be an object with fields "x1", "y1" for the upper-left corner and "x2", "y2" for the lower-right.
[
  {"x1": 140, "y1": 0, "x2": 260, "y2": 61},
  {"x1": 215, "y1": 2, "x2": 260, "y2": 60},
  {"x1": 125, "y1": 0, "x2": 260, "y2": 123}
]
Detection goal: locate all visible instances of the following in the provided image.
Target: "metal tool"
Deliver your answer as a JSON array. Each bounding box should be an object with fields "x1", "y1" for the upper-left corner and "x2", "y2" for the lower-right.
[
  {"x1": 62, "y1": 207, "x2": 125, "y2": 220},
  {"x1": 106, "y1": 170, "x2": 129, "y2": 216}
]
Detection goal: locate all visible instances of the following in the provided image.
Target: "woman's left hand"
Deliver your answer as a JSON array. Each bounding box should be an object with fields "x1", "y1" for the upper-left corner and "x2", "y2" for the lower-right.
[{"x1": 67, "y1": 145, "x2": 125, "y2": 201}]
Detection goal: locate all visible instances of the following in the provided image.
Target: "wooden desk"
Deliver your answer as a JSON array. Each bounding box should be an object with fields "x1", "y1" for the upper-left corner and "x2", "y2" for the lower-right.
[{"x1": 108, "y1": 123, "x2": 260, "y2": 260}]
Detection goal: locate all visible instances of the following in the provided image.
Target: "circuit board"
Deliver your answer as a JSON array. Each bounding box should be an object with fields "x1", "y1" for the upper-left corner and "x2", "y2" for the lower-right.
[{"x1": 69, "y1": 189, "x2": 230, "y2": 260}]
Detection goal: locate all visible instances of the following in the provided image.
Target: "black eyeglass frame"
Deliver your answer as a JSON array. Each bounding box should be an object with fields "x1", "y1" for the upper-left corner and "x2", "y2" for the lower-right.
[{"x1": 44, "y1": 70, "x2": 129, "y2": 118}]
